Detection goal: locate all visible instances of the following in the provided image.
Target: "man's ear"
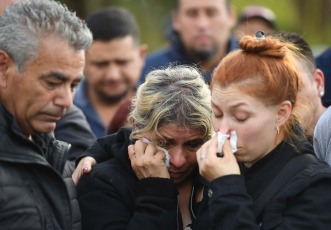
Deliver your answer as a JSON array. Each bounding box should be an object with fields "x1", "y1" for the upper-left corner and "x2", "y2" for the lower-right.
[
  {"x1": 277, "y1": 100, "x2": 292, "y2": 127},
  {"x1": 0, "y1": 50, "x2": 10, "y2": 88},
  {"x1": 313, "y1": 69, "x2": 325, "y2": 98}
]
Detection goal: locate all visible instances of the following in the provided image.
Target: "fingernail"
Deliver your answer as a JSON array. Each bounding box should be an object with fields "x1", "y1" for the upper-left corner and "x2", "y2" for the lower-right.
[{"x1": 82, "y1": 167, "x2": 88, "y2": 173}]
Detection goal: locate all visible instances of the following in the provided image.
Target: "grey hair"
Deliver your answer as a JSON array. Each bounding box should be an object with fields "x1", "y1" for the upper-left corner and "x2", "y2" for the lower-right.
[
  {"x1": 128, "y1": 65, "x2": 213, "y2": 142},
  {"x1": 0, "y1": 0, "x2": 92, "y2": 72}
]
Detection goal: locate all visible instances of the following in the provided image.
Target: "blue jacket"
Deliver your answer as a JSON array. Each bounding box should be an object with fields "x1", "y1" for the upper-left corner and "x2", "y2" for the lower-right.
[
  {"x1": 74, "y1": 80, "x2": 105, "y2": 139},
  {"x1": 316, "y1": 48, "x2": 331, "y2": 106},
  {"x1": 55, "y1": 104, "x2": 96, "y2": 161},
  {"x1": 139, "y1": 30, "x2": 239, "y2": 84}
]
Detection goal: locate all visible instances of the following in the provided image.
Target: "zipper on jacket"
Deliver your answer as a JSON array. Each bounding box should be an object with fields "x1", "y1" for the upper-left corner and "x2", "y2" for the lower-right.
[
  {"x1": 177, "y1": 194, "x2": 181, "y2": 230},
  {"x1": 190, "y1": 185, "x2": 196, "y2": 220}
]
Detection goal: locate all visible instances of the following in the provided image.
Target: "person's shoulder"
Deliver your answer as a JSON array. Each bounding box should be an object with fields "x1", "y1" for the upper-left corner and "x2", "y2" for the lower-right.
[
  {"x1": 66, "y1": 104, "x2": 84, "y2": 117},
  {"x1": 77, "y1": 158, "x2": 134, "y2": 193},
  {"x1": 315, "y1": 106, "x2": 331, "y2": 132},
  {"x1": 57, "y1": 104, "x2": 88, "y2": 126},
  {"x1": 277, "y1": 157, "x2": 331, "y2": 199},
  {"x1": 298, "y1": 157, "x2": 331, "y2": 181},
  {"x1": 145, "y1": 46, "x2": 173, "y2": 66},
  {"x1": 319, "y1": 106, "x2": 331, "y2": 122},
  {"x1": 316, "y1": 48, "x2": 331, "y2": 61},
  {"x1": 316, "y1": 48, "x2": 331, "y2": 69}
]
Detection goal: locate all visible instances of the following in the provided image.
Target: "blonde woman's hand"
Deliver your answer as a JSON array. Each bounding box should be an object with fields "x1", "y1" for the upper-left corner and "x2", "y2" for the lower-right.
[
  {"x1": 128, "y1": 139, "x2": 169, "y2": 180},
  {"x1": 72, "y1": 156, "x2": 96, "y2": 186}
]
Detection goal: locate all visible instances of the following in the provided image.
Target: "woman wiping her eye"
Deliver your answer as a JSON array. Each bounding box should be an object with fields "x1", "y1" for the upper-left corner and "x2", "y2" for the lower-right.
[{"x1": 75, "y1": 66, "x2": 213, "y2": 230}]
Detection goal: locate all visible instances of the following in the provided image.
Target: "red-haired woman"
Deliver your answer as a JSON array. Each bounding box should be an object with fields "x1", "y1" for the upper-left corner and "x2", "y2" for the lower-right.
[{"x1": 196, "y1": 32, "x2": 331, "y2": 229}]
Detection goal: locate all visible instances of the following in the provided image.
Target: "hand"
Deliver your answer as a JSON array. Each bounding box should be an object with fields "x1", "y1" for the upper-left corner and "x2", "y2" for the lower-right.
[
  {"x1": 197, "y1": 135, "x2": 240, "y2": 182},
  {"x1": 72, "y1": 156, "x2": 96, "y2": 186},
  {"x1": 128, "y1": 139, "x2": 169, "y2": 180}
]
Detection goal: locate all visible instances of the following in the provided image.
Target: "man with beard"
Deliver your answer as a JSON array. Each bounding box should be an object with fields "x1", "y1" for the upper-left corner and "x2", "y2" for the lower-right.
[
  {"x1": 0, "y1": 0, "x2": 92, "y2": 228},
  {"x1": 139, "y1": 0, "x2": 238, "y2": 84},
  {"x1": 74, "y1": 7, "x2": 147, "y2": 138}
]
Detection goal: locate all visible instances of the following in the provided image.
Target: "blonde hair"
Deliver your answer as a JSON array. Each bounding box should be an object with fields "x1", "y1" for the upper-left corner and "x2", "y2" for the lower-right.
[{"x1": 128, "y1": 66, "x2": 213, "y2": 142}]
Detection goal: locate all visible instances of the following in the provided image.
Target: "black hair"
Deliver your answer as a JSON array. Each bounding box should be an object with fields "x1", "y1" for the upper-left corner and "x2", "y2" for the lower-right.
[
  {"x1": 276, "y1": 32, "x2": 316, "y2": 73},
  {"x1": 85, "y1": 7, "x2": 139, "y2": 44}
]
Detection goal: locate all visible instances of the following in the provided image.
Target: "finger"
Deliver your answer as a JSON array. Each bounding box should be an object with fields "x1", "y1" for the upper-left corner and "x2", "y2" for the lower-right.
[
  {"x1": 133, "y1": 139, "x2": 147, "y2": 158},
  {"x1": 72, "y1": 167, "x2": 81, "y2": 186},
  {"x1": 197, "y1": 137, "x2": 214, "y2": 163},
  {"x1": 196, "y1": 140, "x2": 206, "y2": 163},
  {"x1": 222, "y1": 139, "x2": 233, "y2": 158},
  {"x1": 206, "y1": 134, "x2": 219, "y2": 160},
  {"x1": 81, "y1": 157, "x2": 96, "y2": 173},
  {"x1": 154, "y1": 150, "x2": 167, "y2": 165},
  {"x1": 128, "y1": 145, "x2": 136, "y2": 159},
  {"x1": 144, "y1": 143, "x2": 158, "y2": 157},
  {"x1": 71, "y1": 157, "x2": 96, "y2": 186}
]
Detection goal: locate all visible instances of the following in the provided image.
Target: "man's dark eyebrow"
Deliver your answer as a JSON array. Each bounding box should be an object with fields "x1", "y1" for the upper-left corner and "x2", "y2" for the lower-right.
[{"x1": 40, "y1": 72, "x2": 83, "y2": 83}]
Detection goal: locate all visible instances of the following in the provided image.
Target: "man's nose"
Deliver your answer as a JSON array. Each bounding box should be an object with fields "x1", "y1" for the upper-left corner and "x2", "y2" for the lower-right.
[
  {"x1": 105, "y1": 65, "x2": 121, "y2": 80},
  {"x1": 196, "y1": 13, "x2": 210, "y2": 30},
  {"x1": 54, "y1": 86, "x2": 73, "y2": 109}
]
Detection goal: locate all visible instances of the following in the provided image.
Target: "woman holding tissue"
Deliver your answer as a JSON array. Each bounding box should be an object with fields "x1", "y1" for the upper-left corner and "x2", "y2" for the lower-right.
[
  {"x1": 76, "y1": 66, "x2": 213, "y2": 230},
  {"x1": 196, "y1": 32, "x2": 331, "y2": 229}
]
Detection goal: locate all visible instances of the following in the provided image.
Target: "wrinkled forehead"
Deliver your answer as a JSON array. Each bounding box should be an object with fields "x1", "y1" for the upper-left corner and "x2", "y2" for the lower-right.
[{"x1": 151, "y1": 124, "x2": 204, "y2": 142}]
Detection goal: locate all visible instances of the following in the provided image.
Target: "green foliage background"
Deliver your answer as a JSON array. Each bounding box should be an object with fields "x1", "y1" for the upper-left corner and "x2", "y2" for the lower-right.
[{"x1": 59, "y1": 0, "x2": 331, "y2": 55}]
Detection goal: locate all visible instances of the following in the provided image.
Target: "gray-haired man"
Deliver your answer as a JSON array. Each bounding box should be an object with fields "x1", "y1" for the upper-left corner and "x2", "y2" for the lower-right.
[{"x1": 0, "y1": 0, "x2": 92, "y2": 229}]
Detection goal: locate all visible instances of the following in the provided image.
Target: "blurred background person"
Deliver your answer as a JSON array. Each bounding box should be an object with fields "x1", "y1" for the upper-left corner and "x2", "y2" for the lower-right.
[
  {"x1": 315, "y1": 47, "x2": 331, "y2": 107},
  {"x1": 277, "y1": 32, "x2": 326, "y2": 141},
  {"x1": 234, "y1": 5, "x2": 276, "y2": 40},
  {"x1": 140, "y1": 0, "x2": 238, "y2": 84},
  {"x1": 74, "y1": 7, "x2": 147, "y2": 138}
]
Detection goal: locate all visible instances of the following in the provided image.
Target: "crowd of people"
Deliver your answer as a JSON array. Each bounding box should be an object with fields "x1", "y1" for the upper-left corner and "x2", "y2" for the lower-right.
[{"x1": 1, "y1": 0, "x2": 331, "y2": 230}]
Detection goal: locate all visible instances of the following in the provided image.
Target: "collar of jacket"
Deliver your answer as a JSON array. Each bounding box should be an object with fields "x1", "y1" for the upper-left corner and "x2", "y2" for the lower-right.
[
  {"x1": 0, "y1": 103, "x2": 69, "y2": 174},
  {"x1": 166, "y1": 28, "x2": 239, "y2": 83}
]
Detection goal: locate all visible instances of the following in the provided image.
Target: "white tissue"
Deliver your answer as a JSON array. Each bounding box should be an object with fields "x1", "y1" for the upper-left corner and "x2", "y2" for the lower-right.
[
  {"x1": 212, "y1": 131, "x2": 237, "y2": 154},
  {"x1": 141, "y1": 137, "x2": 170, "y2": 168}
]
